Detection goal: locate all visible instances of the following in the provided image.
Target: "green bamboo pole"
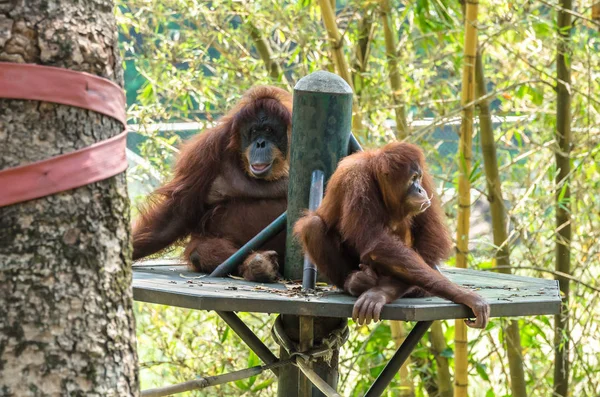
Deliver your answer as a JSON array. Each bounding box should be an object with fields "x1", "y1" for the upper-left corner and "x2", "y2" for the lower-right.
[
  {"x1": 318, "y1": 0, "x2": 365, "y2": 139},
  {"x1": 247, "y1": 22, "x2": 283, "y2": 80},
  {"x1": 381, "y1": 0, "x2": 412, "y2": 386},
  {"x1": 389, "y1": 322, "x2": 415, "y2": 397},
  {"x1": 380, "y1": 0, "x2": 408, "y2": 139},
  {"x1": 454, "y1": 1, "x2": 478, "y2": 396},
  {"x1": 429, "y1": 322, "x2": 453, "y2": 397},
  {"x1": 475, "y1": 51, "x2": 527, "y2": 397},
  {"x1": 352, "y1": 11, "x2": 374, "y2": 98},
  {"x1": 554, "y1": 0, "x2": 573, "y2": 395}
]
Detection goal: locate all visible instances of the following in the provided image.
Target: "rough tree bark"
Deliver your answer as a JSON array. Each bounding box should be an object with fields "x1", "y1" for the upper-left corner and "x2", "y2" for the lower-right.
[{"x1": 0, "y1": 1, "x2": 139, "y2": 396}]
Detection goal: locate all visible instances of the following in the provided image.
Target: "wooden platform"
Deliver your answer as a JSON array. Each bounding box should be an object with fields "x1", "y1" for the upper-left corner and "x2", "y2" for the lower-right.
[{"x1": 132, "y1": 260, "x2": 561, "y2": 321}]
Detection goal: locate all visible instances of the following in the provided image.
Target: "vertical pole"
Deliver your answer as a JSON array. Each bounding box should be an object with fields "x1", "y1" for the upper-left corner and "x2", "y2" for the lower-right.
[
  {"x1": 298, "y1": 316, "x2": 315, "y2": 397},
  {"x1": 300, "y1": 170, "x2": 321, "y2": 397},
  {"x1": 554, "y1": 1, "x2": 573, "y2": 396},
  {"x1": 285, "y1": 70, "x2": 353, "y2": 278},
  {"x1": 454, "y1": 1, "x2": 478, "y2": 396},
  {"x1": 302, "y1": 170, "x2": 325, "y2": 290},
  {"x1": 279, "y1": 70, "x2": 353, "y2": 397}
]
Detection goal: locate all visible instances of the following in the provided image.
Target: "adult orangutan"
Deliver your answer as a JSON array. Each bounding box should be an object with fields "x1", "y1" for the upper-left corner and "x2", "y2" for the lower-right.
[
  {"x1": 132, "y1": 86, "x2": 292, "y2": 282},
  {"x1": 294, "y1": 142, "x2": 490, "y2": 328}
]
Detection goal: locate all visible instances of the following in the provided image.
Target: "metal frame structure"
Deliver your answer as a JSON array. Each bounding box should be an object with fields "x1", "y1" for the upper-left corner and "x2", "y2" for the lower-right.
[
  {"x1": 135, "y1": 71, "x2": 561, "y2": 397},
  {"x1": 135, "y1": 263, "x2": 560, "y2": 397}
]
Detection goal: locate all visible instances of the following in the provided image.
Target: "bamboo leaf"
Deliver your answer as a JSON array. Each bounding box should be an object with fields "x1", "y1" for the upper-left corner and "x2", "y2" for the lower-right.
[
  {"x1": 475, "y1": 362, "x2": 490, "y2": 381},
  {"x1": 440, "y1": 347, "x2": 454, "y2": 358},
  {"x1": 252, "y1": 378, "x2": 275, "y2": 392}
]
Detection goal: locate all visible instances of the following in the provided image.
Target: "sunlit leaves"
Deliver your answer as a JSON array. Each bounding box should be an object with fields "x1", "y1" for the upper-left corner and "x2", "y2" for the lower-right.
[{"x1": 121, "y1": 0, "x2": 600, "y2": 396}]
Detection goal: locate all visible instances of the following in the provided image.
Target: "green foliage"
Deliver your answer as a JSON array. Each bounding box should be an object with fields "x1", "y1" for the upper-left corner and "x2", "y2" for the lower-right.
[{"x1": 120, "y1": 0, "x2": 600, "y2": 395}]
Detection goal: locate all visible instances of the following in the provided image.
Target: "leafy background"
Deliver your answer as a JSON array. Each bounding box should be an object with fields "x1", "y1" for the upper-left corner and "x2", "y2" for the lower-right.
[{"x1": 117, "y1": 0, "x2": 600, "y2": 395}]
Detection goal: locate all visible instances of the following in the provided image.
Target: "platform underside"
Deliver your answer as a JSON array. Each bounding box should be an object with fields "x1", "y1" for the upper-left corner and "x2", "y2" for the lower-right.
[{"x1": 132, "y1": 259, "x2": 561, "y2": 321}]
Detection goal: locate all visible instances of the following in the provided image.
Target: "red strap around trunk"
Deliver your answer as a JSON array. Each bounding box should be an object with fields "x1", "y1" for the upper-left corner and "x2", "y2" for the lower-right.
[{"x1": 0, "y1": 62, "x2": 129, "y2": 207}]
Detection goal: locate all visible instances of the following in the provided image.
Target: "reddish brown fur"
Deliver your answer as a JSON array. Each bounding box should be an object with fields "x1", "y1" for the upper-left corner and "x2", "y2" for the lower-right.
[
  {"x1": 294, "y1": 142, "x2": 489, "y2": 328},
  {"x1": 132, "y1": 86, "x2": 292, "y2": 281}
]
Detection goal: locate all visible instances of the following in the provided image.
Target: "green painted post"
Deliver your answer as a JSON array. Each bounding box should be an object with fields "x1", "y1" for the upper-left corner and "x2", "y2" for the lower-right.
[
  {"x1": 279, "y1": 71, "x2": 353, "y2": 397},
  {"x1": 284, "y1": 70, "x2": 353, "y2": 280}
]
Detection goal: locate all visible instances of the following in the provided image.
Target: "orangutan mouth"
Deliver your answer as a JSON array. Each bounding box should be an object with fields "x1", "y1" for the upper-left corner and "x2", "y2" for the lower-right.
[{"x1": 250, "y1": 162, "x2": 273, "y2": 176}]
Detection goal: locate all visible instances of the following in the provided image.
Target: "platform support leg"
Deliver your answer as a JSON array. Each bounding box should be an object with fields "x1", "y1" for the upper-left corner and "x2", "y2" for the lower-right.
[
  {"x1": 364, "y1": 321, "x2": 434, "y2": 397},
  {"x1": 278, "y1": 71, "x2": 353, "y2": 397},
  {"x1": 217, "y1": 311, "x2": 280, "y2": 375}
]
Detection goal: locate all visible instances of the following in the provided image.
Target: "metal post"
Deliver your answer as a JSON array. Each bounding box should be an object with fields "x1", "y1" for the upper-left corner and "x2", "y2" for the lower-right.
[
  {"x1": 280, "y1": 71, "x2": 353, "y2": 397},
  {"x1": 348, "y1": 133, "x2": 363, "y2": 154},
  {"x1": 285, "y1": 70, "x2": 353, "y2": 279},
  {"x1": 210, "y1": 212, "x2": 286, "y2": 277},
  {"x1": 302, "y1": 170, "x2": 324, "y2": 290}
]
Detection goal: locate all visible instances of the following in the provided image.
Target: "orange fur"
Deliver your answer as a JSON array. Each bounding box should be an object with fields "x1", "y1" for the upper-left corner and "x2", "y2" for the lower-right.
[
  {"x1": 132, "y1": 86, "x2": 292, "y2": 283},
  {"x1": 294, "y1": 142, "x2": 489, "y2": 328}
]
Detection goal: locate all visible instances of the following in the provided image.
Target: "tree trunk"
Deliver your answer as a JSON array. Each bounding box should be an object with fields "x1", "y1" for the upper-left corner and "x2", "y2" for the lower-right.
[
  {"x1": 554, "y1": 0, "x2": 573, "y2": 395},
  {"x1": 0, "y1": 1, "x2": 139, "y2": 396},
  {"x1": 475, "y1": 51, "x2": 527, "y2": 397},
  {"x1": 454, "y1": 1, "x2": 478, "y2": 396}
]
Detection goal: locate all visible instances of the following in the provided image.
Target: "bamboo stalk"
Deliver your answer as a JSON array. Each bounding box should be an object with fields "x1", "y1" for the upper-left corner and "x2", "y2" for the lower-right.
[
  {"x1": 429, "y1": 321, "x2": 453, "y2": 397},
  {"x1": 352, "y1": 11, "x2": 375, "y2": 98},
  {"x1": 554, "y1": 0, "x2": 573, "y2": 396},
  {"x1": 380, "y1": 0, "x2": 408, "y2": 139},
  {"x1": 318, "y1": 0, "x2": 365, "y2": 138},
  {"x1": 454, "y1": 1, "x2": 478, "y2": 396},
  {"x1": 475, "y1": 51, "x2": 527, "y2": 397},
  {"x1": 384, "y1": 0, "x2": 413, "y2": 370},
  {"x1": 390, "y1": 322, "x2": 415, "y2": 397},
  {"x1": 454, "y1": 323, "x2": 468, "y2": 397},
  {"x1": 318, "y1": 0, "x2": 353, "y2": 85},
  {"x1": 247, "y1": 21, "x2": 283, "y2": 80},
  {"x1": 412, "y1": 355, "x2": 438, "y2": 396},
  {"x1": 593, "y1": 2, "x2": 600, "y2": 28}
]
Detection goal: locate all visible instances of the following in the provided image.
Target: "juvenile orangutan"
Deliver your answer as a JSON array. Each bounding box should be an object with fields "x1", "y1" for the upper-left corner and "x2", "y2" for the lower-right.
[{"x1": 294, "y1": 142, "x2": 490, "y2": 328}]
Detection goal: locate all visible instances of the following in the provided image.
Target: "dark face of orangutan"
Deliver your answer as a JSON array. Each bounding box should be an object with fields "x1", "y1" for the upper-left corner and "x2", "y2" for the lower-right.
[
  {"x1": 403, "y1": 165, "x2": 431, "y2": 215},
  {"x1": 239, "y1": 109, "x2": 289, "y2": 181}
]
